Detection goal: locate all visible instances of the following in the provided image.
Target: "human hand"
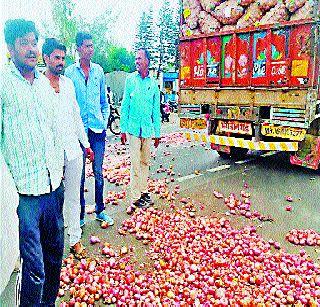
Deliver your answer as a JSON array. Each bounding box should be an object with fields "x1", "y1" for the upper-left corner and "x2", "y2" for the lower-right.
[
  {"x1": 85, "y1": 147, "x2": 94, "y2": 161},
  {"x1": 121, "y1": 133, "x2": 127, "y2": 145}
]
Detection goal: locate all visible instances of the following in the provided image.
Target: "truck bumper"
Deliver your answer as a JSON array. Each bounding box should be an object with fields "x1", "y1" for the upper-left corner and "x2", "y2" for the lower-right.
[{"x1": 185, "y1": 132, "x2": 299, "y2": 152}]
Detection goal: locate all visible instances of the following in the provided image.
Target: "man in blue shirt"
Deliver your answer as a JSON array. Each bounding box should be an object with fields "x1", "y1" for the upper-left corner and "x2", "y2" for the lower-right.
[
  {"x1": 65, "y1": 32, "x2": 113, "y2": 227},
  {"x1": 120, "y1": 48, "x2": 161, "y2": 213}
]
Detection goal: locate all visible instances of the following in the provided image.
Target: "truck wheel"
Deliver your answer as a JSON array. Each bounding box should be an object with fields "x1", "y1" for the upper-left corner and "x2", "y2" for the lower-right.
[
  {"x1": 217, "y1": 151, "x2": 231, "y2": 159},
  {"x1": 230, "y1": 147, "x2": 249, "y2": 160}
]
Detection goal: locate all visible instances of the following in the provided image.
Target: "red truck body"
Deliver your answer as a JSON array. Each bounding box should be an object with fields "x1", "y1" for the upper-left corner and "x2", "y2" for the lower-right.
[{"x1": 180, "y1": 21, "x2": 319, "y2": 90}]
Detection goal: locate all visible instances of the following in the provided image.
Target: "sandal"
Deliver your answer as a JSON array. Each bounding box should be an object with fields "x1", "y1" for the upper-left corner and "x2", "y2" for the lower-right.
[{"x1": 70, "y1": 241, "x2": 87, "y2": 259}]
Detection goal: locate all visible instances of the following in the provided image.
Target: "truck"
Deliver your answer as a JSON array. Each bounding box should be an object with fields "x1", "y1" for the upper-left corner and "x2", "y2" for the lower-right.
[{"x1": 178, "y1": 0, "x2": 320, "y2": 170}]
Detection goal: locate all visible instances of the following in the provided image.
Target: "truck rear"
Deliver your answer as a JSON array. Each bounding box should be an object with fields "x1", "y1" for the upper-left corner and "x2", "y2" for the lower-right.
[{"x1": 179, "y1": 0, "x2": 320, "y2": 169}]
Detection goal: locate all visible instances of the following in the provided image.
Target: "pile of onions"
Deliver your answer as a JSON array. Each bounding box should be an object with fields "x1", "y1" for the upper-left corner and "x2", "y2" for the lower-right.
[
  {"x1": 104, "y1": 190, "x2": 126, "y2": 206},
  {"x1": 214, "y1": 189, "x2": 274, "y2": 222},
  {"x1": 59, "y1": 207, "x2": 320, "y2": 306},
  {"x1": 286, "y1": 229, "x2": 320, "y2": 247}
]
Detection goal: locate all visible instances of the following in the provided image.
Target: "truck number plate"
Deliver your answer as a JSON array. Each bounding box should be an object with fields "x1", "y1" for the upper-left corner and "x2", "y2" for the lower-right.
[
  {"x1": 261, "y1": 124, "x2": 306, "y2": 141},
  {"x1": 180, "y1": 118, "x2": 207, "y2": 130},
  {"x1": 216, "y1": 120, "x2": 252, "y2": 135}
]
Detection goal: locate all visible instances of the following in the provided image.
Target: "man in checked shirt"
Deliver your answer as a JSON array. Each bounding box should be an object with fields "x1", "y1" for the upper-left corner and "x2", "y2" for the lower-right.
[{"x1": 1, "y1": 19, "x2": 64, "y2": 306}]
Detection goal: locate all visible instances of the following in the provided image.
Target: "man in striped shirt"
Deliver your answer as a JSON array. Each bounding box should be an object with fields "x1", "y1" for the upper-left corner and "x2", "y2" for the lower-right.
[{"x1": 1, "y1": 19, "x2": 64, "y2": 306}]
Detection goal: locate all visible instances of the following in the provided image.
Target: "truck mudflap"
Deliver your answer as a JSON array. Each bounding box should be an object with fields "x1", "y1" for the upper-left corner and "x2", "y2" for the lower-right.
[
  {"x1": 290, "y1": 135, "x2": 320, "y2": 170},
  {"x1": 184, "y1": 132, "x2": 299, "y2": 151}
]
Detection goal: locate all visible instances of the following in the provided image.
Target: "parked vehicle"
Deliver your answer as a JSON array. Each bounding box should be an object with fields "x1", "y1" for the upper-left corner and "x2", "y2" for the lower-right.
[
  {"x1": 168, "y1": 99, "x2": 178, "y2": 113},
  {"x1": 108, "y1": 105, "x2": 121, "y2": 135},
  {"x1": 178, "y1": 0, "x2": 320, "y2": 170},
  {"x1": 160, "y1": 102, "x2": 170, "y2": 122}
]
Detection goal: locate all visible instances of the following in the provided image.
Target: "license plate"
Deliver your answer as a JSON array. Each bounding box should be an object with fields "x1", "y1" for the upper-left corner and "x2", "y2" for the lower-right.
[
  {"x1": 261, "y1": 124, "x2": 306, "y2": 141},
  {"x1": 216, "y1": 120, "x2": 252, "y2": 135},
  {"x1": 180, "y1": 118, "x2": 207, "y2": 130}
]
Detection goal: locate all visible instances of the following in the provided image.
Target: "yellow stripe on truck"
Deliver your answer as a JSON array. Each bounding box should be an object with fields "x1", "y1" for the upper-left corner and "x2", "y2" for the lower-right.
[
  {"x1": 248, "y1": 141, "x2": 255, "y2": 150},
  {"x1": 186, "y1": 133, "x2": 299, "y2": 152}
]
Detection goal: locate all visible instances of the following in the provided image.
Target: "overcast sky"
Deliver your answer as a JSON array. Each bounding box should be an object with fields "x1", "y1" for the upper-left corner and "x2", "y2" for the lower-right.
[{"x1": 0, "y1": 0, "x2": 175, "y2": 64}]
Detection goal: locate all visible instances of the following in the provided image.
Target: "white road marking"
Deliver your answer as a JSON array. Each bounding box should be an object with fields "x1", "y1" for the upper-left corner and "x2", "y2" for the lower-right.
[
  {"x1": 261, "y1": 151, "x2": 277, "y2": 157},
  {"x1": 176, "y1": 164, "x2": 235, "y2": 183},
  {"x1": 177, "y1": 173, "x2": 204, "y2": 182},
  {"x1": 235, "y1": 158, "x2": 255, "y2": 165},
  {"x1": 207, "y1": 164, "x2": 231, "y2": 172}
]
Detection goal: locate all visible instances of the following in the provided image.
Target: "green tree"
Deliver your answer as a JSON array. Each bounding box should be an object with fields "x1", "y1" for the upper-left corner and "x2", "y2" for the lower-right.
[
  {"x1": 104, "y1": 46, "x2": 135, "y2": 73},
  {"x1": 45, "y1": 0, "x2": 115, "y2": 70},
  {"x1": 157, "y1": 0, "x2": 180, "y2": 75},
  {"x1": 45, "y1": 0, "x2": 78, "y2": 64},
  {"x1": 133, "y1": 6, "x2": 159, "y2": 69}
]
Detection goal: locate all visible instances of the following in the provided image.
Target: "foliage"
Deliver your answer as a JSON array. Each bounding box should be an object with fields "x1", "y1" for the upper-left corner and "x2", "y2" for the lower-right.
[
  {"x1": 133, "y1": 6, "x2": 159, "y2": 69},
  {"x1": 104, "y1": 46, "x2": 136, "y2": 73},
  {"x1": 45, "y1": 0, "x2": 134, "y2": 72},
  {"x1": 157, "y1": 0, "x2": 180, "y2": 74},
  {"x1": 133, "y1": 1, "x2": 180, "y2": 74}
]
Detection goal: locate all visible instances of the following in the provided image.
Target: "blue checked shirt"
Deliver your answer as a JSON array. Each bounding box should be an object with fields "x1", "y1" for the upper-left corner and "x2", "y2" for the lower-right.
[
  {"x1": 120, "y1": 72, "x2": 161, "y2": 138},
  {"x1": 65, "y1": 61, "x2": 109, "y2": 133},
  {"x1": 0, "y1": 62, "x2": 64, "y2": 195}
]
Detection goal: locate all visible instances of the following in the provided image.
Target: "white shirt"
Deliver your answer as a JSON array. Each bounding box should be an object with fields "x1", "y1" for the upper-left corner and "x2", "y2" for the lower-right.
[
  {"x1": 1, "y1": 63, "x2": 64, "y2": 195},
  {"x1": 56, "y1": 75, "x2": 90, "y2": 161}
]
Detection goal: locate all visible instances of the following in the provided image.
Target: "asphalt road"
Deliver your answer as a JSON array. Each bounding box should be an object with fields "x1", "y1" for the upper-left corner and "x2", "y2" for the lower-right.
[{"x1": 1, "y1": 113, "x2": 320, "y2": 306}]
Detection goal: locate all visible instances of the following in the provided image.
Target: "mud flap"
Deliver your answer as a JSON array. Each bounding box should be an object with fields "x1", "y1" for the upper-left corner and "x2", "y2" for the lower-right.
[{"x1": 290, "y1": 134, "x2": 320, "y2": 170}]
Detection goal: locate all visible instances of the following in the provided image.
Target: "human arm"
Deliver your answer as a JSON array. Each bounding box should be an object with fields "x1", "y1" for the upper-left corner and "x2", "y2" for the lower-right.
[
  {"x1": 119, "y1": 76, "x2": 131, "y2": 136},
  {"x1": 100, "y1": 69, "x2": 109, "y2": 130},
  {"x1": 68, "y1": 79, "x2": 94, "y2": 161},
  {"x1": 151, "y1": 82, "x2": 161, "y2": 140}
]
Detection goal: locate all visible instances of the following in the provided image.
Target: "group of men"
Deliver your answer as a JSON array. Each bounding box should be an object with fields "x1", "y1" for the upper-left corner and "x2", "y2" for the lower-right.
[{"x1": 1, "y1": 18, "x2": 160, "y2": 306}]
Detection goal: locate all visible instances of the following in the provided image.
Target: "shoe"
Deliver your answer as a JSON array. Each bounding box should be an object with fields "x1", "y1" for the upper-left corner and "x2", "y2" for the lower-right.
[
  {"x1": 96, "y1": 212, "x2": 114, "y2": 226},
  {"x1": 132, "y1": 198, "x2": 149, "y2": 209},
  {"x1": 141, "y1": 193, "x2": 154, "y2": 205},
  {"x1": 70, "y1": 241, "x2": 86, "y2": 259},
  {"x1": 80, "y1": 219, "x2": 85, "y2": 227}
]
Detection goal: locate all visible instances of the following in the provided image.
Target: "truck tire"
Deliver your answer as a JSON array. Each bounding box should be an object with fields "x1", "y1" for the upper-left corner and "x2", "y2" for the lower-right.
[
  {"x1": 217, "y1": 151, "x2": 231, "y2": 159},
  {"x1": 230, "y1": 147, "x2": 249, "y2": 160},
  {"x1": 217, "y1": 147, "x2": 248, "y2": 160}
]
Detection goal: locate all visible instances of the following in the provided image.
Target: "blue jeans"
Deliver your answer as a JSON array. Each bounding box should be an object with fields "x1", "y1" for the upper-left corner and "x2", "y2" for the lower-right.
[
  {"x1": 80, "y1": 129, "x2": 106, "y2": 219},
  {"x1": 17, "y1": 183, "x2": 64, "y2": 307}
]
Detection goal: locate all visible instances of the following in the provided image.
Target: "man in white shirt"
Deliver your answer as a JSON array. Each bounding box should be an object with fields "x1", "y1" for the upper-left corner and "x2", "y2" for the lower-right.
[
  {"x1": 1, "y1": 19, "x2": 64, "y2": 306},
  {"x1": 42, "y1": 38, "x2": 94, "y2": 258}
]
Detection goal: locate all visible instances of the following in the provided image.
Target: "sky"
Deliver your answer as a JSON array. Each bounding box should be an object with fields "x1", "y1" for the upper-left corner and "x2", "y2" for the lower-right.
[{"x1": 0, "y1": 0, "x2": 170, "y2": 65}]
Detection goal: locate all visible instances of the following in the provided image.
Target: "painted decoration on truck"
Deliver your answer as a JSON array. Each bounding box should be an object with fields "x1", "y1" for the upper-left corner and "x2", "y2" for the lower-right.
[
  {"x1": 269, "y1": 29, "x2": 289, "y2": 86},
  {"x1": 206, "y1": 37, "x2": 221, "y2": 84},
  {"x1": 179, "y1": 42, "x2": 191, "y2": 87},
  {"x1": 252, "y1": 31, "x2": 267, "y2": 78},
  {"x1": 221, "y1": 35, "x2": 235, "y2": 86},
  {"x1": 290, "y1": 24, "x2": 312, "y2": 87},
  {"x1": 236, "y1": 33, "x2": 250, "y2": 86},
  {"x1": 216, "y1": 120, "x2": 252, "y2": 135},
  {"x1": 191, "y1": 39, "x2": 205, "y2": 86}
]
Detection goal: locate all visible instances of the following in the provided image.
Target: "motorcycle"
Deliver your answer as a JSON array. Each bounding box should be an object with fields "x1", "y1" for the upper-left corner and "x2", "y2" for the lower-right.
[
  {"x1": 108, "y1": 105, "x2": 121, "y2": 135},
  {"x1": 168, "y1": 100, "x2": 178, "y2": 113},
  {"x1": 160, "y1": 102, "x2": 170, "y2": 122}
]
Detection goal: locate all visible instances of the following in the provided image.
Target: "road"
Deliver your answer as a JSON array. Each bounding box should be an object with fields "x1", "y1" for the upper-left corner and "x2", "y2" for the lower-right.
[{"x1": 1, "y1": 113, "x2": 319, "y2": 305}]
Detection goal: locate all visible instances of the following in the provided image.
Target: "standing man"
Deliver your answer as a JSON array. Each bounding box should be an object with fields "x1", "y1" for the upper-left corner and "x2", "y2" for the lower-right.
[
  {"x1": 120, "y1": 48, "x2": 161, "y2": 212},
  {"x1": 42, "y1": 38, "x2": 94, "y2": 258},
  {"x1": 65, "y1": 32, "x2": 113, "y2": 226},
  {"x1": 1, "y1": 19, "x2": 64, "y2": 306}
]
